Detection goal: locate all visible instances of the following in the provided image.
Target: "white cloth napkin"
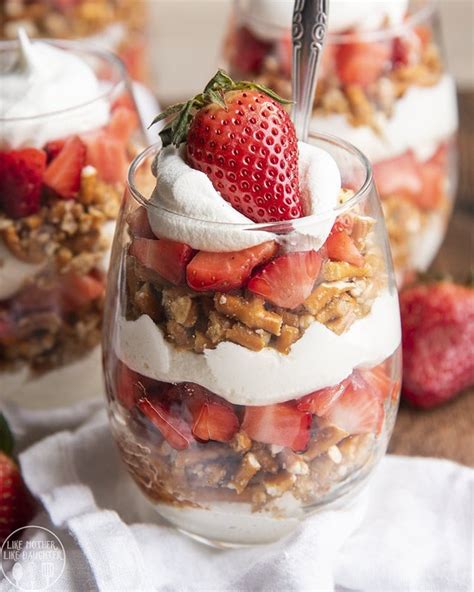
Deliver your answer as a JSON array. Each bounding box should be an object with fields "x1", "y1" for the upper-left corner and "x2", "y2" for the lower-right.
[{"x1": 1, "y1": 400, "x2": 472, "y2": 592}]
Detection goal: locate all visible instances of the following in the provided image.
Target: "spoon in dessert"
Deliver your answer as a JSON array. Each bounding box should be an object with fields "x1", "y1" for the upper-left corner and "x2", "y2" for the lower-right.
[{"x1": 291, "y1": 0, "x2": 330, "y2": 142}]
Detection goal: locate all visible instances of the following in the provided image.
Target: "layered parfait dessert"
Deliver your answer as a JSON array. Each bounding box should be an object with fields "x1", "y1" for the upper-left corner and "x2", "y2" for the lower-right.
[
  {"x1": 104, "y1": 72, "x2": 402, "y2": 546},
  {"x1": 1, "y1": 0, "x2": 147, "y2": 82},
  {"x1": 0, "y1": 31, "x2": 143, "y2": 407},
  {"x1": 225, "y1": 0, "x2": 458, "y2": 284}
]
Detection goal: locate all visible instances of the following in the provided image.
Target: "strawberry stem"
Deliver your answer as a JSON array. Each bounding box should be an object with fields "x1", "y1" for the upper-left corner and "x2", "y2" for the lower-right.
[{"x1": 150, "y1": 69, "x2": 292, "y2": 148}]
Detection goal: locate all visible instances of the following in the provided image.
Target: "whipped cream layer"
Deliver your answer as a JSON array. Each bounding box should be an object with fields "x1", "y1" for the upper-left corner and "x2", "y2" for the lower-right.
[
  {"x1": 148, "y1": 141, "x2": 341, "y2": 252},
  {"x1": 241, "y1": 0, "x2": 408, "y2": 41},
  {"x1": 311, "y1": 75, "x2": 458, "y2": 164},
  {"x1": 117, "y1": 289, "x2": 400, "y2": 406},
  {"x1": 0, "y1": 30, "x2": 109, "y2": 149}
]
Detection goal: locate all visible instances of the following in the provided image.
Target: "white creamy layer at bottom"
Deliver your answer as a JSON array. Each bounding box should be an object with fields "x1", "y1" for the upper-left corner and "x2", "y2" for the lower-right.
[
  {"x1": 0, "y1": 346, "x2": 104, "y2": 410},
  {"x1": 116, "y1": 289, "x2": 401, "y2": 406},
  {"x1": 156, "y1": 494, "x2": 303, "y2": 545},
  {"x1": 311, "y1": 75, "x2": 458, "y2": 164}
]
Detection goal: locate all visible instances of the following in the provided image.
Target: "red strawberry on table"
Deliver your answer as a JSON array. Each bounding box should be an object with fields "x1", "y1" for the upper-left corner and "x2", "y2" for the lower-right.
[
  {"x1": 43, "y1": 135, "x2": 86, "y2": 200},
  {"x1": 0, "y1": 414, "x2": 35, "y2": 544},
  {"x1": 0, "y1": 148, "x2": 46, "y2": 219},
  {"x1": 400, "y1": 280, "x2": 474, "y2": 408},
  {"x1": 248, "y1": 250, "x2": 322, "y2": 309},
  {"x1": 151, "y1": 70, "x2": 303, "y2": 224},
  {"x1": 186, "y1": 241, "x2": 277, "y2": 292}
]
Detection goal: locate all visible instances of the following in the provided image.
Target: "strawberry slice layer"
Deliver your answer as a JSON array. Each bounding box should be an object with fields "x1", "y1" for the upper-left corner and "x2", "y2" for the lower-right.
[
  {"x1": 130, "y1": 237, "x2": 194, "y2": 285},
  {"x1": 43, "y1": 135, "x2": 86, "y2": 200},
  {"x1": 336, "y1": 40, "x2": 391, "y2": 87},
  {"x1": 323, "y1": 381, "x2": 385, "y2": 435},
  {"x1": 138, "y1": 397, "x2": 194, "y2": 450},
  {"x1": 186, "y1": 241, "x2": 277, "y2": 292},
  {"x1": 242, "y1": 403, "x2": 311, "y2": 452},
  {"x1": 128, "y1": 206, "x2": 155, "y2": 239},
  {"x1": 297, "y1": 380, "x2": 350, "y2": 416},
  {"x1": 191, "y1": 401, "x2": 239, "y2": 443},
  {"x1": 0, "y1": 148, "x2": 46, "y2": 219},
  {"x1": 115, "y1": 362, "x2": 146, "y2": 410},
  {"x1": 326, "y1": 230, "x2": 364, "y2": 267},
  {"x1": 60, "y1": 272, "x2": 104, "y2": 310},
  {"x1": 248, "y1": 250, "x2": 322, "y2": 309},
  {"x1": 373, "y1": 151, "x2": 423, "y2": 200}
]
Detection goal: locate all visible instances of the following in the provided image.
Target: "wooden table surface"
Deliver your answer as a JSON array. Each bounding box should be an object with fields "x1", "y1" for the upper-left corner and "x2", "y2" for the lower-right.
[{"x1": 388, "y1": 91, "x2": 474, "y2": 467}]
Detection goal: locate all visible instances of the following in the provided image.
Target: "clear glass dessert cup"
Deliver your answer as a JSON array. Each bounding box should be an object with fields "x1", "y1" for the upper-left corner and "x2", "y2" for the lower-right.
[
  {"x1": 0, "y1": 40, "x2": 146, "y2": 408},
  {"x1": 103, "y1": 133, "x2": 402, "y2": 547},
  {"x1": 1, "y1": 0, "x2": 148, "y2": 82},
  {"x1": 224, "y1": 0, "x2": 459, "y2": 286}
]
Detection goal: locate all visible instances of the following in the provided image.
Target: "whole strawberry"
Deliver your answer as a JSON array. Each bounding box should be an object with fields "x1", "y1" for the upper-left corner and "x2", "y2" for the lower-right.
[
  {"x1": 400, "y1": 280, "x2": 474, "y2": 409},
  {"x1": 0, "y1": 415, "x2": 35, "y2": 543},
  {"x1": 152, "y1": 70, "x2": 304, "y2": 223}
]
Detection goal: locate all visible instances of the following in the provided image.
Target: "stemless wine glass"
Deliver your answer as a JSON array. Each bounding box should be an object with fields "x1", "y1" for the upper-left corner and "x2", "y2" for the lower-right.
[
  {"x1": 0, "y1": 40, "x2": 146, "y2": 408},
  {"x1": 103, "y1": 133, "x2": 402, "y2": 547},
  {"x1": 1, "y1": 0, "x2": 148, "y2": 82},
  {"x1": 224, "y1": 0, "x2": 459, "y2": 285}
]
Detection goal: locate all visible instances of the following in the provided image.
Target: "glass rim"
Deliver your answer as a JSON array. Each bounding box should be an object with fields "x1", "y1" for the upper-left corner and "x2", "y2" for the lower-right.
[
  {"x1": 0, "y1": 38, "x2": 127, "y2": 123},
  {"x1": 126, "y1": 131, "x2": 374, "y2": 231},
  {"x1": 237, "y1": 0, "x2": 436, "y2": 44}
]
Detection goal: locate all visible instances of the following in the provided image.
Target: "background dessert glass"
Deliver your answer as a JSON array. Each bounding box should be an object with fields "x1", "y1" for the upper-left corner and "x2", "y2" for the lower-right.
[
  {"x1": 0, "y1": 40, "x2": 146, "y2": 409},
  {"x1": 1, "y1": 0, "x2": 147, "y2": 82},
  {"x1": 224, "y1": 0, "x2": 459, "y2": 285},
  {"x1": 103, "y1": 134, "x2": 402, "y2": 547}
]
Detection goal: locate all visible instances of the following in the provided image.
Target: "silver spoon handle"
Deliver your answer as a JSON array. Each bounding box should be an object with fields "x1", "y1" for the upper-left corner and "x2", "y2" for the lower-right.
[{"x1": 291, "y1": 0, "x2": 329, "y2": 142}]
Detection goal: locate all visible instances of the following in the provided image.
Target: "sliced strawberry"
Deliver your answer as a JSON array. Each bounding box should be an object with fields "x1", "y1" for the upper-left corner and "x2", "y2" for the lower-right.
[
  {"x1": 356, "y1": 365, "x2": 393, "y2": 403},
  {"x1": 242, "y1": 403, "x2": 311, "y2": 452},
  {"x1": 418, "y1": 160, "x2": 444, "y2": 210},
  {"x1": 130, "y1": 237, "x2": 194, "y2": 285},
  {"x1": 60, "y1": 272, "x2": 104, "y2": 310},
  {"x1": 336, "y1": 40, "x2": 391, "y2": 87},
  {"x1": 191, "y1": 401, "x2": 239, "y2": 443},
  {"x1": 107, "y1": 106, "x2": 139, "y2": 145},
  {"x1": 326, "y1": 230, "x2": 364, "y2": 267},
  {"x1": 0, "y1": 148, "x2": 46, "y2": 219},
  {"x1": 43, "y1": 135, "x2": 86, "y2": 199},
  {"x1": 297, "y1": 379, "x2": 350, "y2": 416},
  {"x1": 127, "y1": 206, "x2": 155, "y2": 239},
  {"x1": 44, "y1": 138, "x2": 67, "y2": 163},
  {"x1": 323, "y1": 382, "x2": 384, "y2": 435},
  {"x1": 84, "y1": 131, "x2": 128, "y2": 185},
  {"x1": 248, "y1": 250, "x2": 321, "y2": 309},
  {"x1": 115, "y1": 362, "x2": 147, "y2": 410},
  {"x1": 373, "y1": 151, "x2": 423, "y2": 200},
  {"x1": 231, "y1": 26, "x2": 272, "y2": 75},
  {"x1": 0, "y1": 313, "x2": 15, "y2": 344},
  {"x1": 186, "y1": 241, "x2": 277, "y2": 292},
  {"x1": 392, "y1": 32, "x2": 422, "y2": 68},
  {"x1": 137, "y1": 397, "x2": 194, "y2": 450}
]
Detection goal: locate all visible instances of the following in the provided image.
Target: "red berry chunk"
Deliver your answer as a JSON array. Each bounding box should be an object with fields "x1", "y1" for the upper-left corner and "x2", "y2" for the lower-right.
[
  {"x1": 336, "y1": 41, "x2": 391, "y2": 87},
  {"x1": 138, "y1": 397, "x2": 194, "y2": 450},
  {"x1": 127, "y1": 206, "x2": 156, "y2": 239},
  {"x1": 43, "y1": 135, "x2": 86, "y2": 200},
  {"x1": 191, "y1": 401, "x2": 239, "y2": 443},
  {"x1": 115, "y1": 362, "x2": 147, "y2": 410},
  {"x1": 248, "y1": 250, "x2": 322, "y2": 309},
  {"x1": 242, "y1": 403, "x2": 311, "y2": 452},
  {"x1": 373, "y1": 151, "x2": 423, "y2": 200},
  {"x1": 356, "y1": 365, "x2": 393, "y2": 403},
  {"x1": 297, "y1": 380, "x2": 350, "y2": 416},
  {"x1": 326, "y1": 230, "x2": 364, "y2": 267},
  {"x1": 44, "y1": 138, "x2": 67, "y2": 163},
  {"x1": 60, "y1": 272, "x2": 104, "y2": 310},
  {"x1": 323, "y1": 380, "x2": 384, "y2": 435},
  {"x1": 186, "y1": 241, "x2": 277, "y2": 292},
  {"x1": 0, "y1": 148, "x2": 46, "y2": 219},
  {"x1": 130, "y1": 237, "x2": 194, "y2": 285},
  {"x1": 231, "y1": 26, "x2": 272, "y2": 75}
]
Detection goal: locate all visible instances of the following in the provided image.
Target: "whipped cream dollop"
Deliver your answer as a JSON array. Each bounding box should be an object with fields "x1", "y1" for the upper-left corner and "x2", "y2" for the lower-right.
[
  {"x1": 0, "y1": 29, "x2": 109, "y2": 149},
  {"x1": 117, "y1": 289, "x2": 401, "y2": 406},
  {"x1": 241, "y1": 0, "x2": 409, "y2": 41},
  {"x1": 148, "y1": 142, "x2": 341, "y2": 252}
]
